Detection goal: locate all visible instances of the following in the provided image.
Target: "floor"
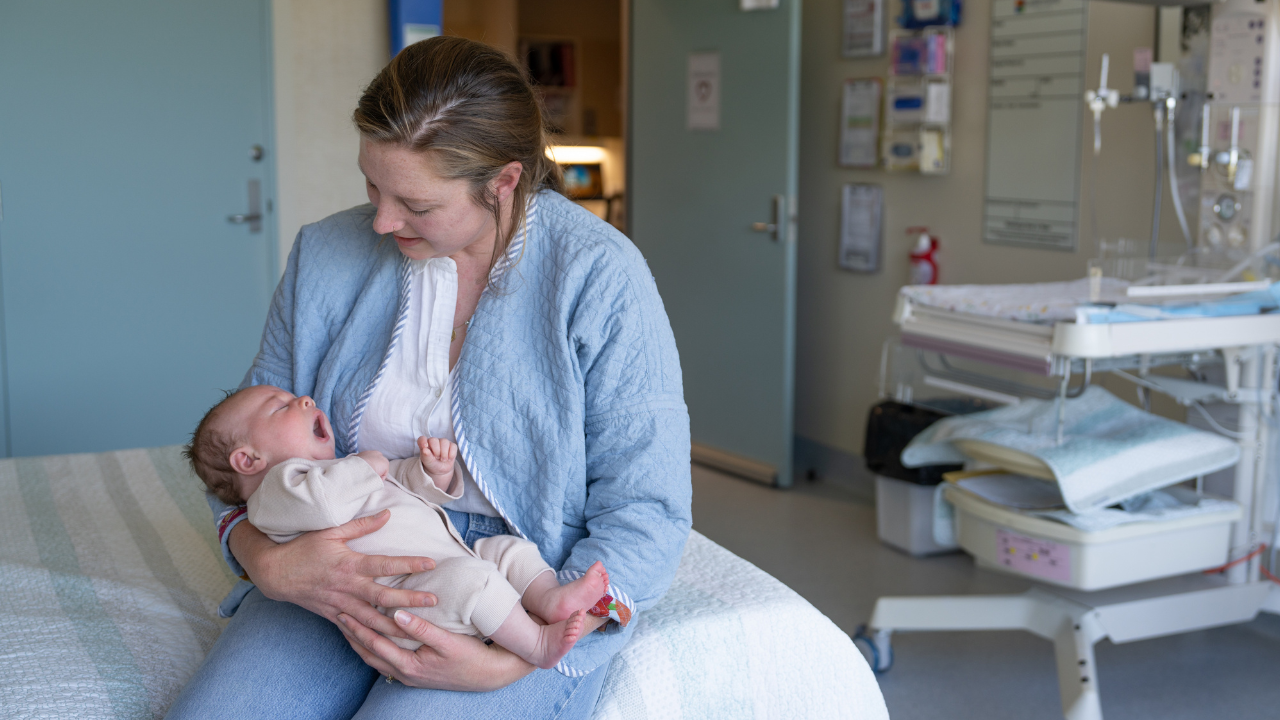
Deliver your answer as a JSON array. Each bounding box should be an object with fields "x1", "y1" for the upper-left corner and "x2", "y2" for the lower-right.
[{"x1": 690, "y1": 464, "x2": 1280, "y2": 720}]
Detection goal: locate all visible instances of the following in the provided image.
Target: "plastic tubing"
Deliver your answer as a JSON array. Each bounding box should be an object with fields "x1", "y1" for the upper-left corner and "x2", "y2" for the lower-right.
[
  {"x1": 1093, "y1": 111, "x2": 1103, "y2": 157},
  {"x1": 1150, "y1": 104, "x2": 1164, "y2": 261},
  {"x1": 1166, "y1": 101, "x2": 1194, "y2": 249}
]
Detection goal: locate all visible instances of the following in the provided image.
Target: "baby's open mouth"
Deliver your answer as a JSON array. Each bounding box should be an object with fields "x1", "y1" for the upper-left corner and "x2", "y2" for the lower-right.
[{"x1": 313, "y1": 416, "x2": 328, "y2": 440}]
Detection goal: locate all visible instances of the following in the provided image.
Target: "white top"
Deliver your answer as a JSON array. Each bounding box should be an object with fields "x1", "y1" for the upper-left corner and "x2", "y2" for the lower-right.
[{"x1": 358, "y1": 257, "x2": 499, "y2": 517}]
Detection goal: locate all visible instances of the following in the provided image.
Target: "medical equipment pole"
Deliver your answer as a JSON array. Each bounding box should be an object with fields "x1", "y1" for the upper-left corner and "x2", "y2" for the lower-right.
[
  {"x1": 1230, "y1": 348, "x2": 1261, "y2": 584},
  {"x1": 1247, "y1": 346, "x2": 1276, "y2": 581}
]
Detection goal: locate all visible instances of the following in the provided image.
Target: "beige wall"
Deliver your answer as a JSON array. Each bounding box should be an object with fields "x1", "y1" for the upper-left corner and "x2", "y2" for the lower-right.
[
  {"x1": 796, "y1": 0, "x2": 1164, "y2": 456},
  {"x1": 271, "y1": 0, "x2": 389, "y2": 268}
]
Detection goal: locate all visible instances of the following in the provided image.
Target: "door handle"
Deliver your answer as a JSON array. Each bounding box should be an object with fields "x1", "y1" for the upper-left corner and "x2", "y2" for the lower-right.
[
  {"x1": 227, "y1": 179, "x2": 263, "y2": 233},
  {"x1": 750, "y1": 194, "x2": 786, "y2": 242}
]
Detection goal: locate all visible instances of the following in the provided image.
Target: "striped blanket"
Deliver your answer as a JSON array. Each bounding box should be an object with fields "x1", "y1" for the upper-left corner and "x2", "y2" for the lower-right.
[{"x1": 0, "y1": 447, "x2": 886, "y2": 719}]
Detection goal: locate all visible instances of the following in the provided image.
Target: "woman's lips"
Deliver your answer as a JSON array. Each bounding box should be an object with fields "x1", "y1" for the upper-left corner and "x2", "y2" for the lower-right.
[{"x1": 393, "y1": 234, "x2": 419, "y2": 245}]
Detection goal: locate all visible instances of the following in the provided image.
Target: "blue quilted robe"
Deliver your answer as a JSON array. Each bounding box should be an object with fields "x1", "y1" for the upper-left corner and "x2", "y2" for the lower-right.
[{"x1": 215, "y1": 191, "x2": 692, "y2": 676}]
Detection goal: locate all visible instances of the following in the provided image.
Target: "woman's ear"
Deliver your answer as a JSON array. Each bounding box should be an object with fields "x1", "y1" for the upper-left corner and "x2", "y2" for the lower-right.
[
  {"x1": 491, "y1": 161, "x2": 523, "y2": 201},
  {"x1": 229, "y1": 446, "x2": 265, "y2": 476}
]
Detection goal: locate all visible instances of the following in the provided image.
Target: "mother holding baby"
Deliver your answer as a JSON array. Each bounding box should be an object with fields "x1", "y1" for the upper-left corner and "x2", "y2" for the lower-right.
[{"x1": 166, "y1": 36, "x2": 691, "y2": 719}]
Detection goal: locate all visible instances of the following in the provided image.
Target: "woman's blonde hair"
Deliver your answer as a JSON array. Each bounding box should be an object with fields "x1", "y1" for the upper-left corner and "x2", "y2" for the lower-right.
[{"x1": 354, "y1": 36, "x2": 564, "y2": 273}]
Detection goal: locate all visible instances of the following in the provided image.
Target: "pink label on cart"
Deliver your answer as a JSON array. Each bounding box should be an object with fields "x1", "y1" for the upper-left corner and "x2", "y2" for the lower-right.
[{"x1": 995, "y1": 529, "x2": 1072, "y2": 583}]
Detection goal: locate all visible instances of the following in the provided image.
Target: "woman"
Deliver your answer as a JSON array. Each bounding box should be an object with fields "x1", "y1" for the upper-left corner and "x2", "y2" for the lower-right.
[{"x1": 167, "y1": 37, "x2": 691, "y2": 719}]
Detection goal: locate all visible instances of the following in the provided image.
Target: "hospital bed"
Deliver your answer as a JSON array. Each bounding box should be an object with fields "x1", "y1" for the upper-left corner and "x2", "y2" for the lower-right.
[
  {"x1": 0, "y1": 446, "x2": 887, "y2": 720},
  {"x1": 866, "y1": 282, "x2": 1280, "y2": 720}
]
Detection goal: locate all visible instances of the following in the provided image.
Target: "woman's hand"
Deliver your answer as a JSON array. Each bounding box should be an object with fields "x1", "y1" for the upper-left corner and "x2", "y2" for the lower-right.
[
  {"x1": 228, "y1": 510, "x2": 437, "y2": 639},
  {"x1": 337, "y1": 609, "x2": 536, "y2": 691}
]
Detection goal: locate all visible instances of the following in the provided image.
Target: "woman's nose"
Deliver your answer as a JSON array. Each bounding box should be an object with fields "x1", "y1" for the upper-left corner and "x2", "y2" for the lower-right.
[{"x1": 371, "y1": 204, "x2": 402, "y2": 236}]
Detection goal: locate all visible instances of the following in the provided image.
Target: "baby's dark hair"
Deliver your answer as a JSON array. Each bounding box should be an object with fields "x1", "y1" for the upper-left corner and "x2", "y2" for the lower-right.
[{"x1": 183, "y1": 389, "x2": 248, "y2": 506}]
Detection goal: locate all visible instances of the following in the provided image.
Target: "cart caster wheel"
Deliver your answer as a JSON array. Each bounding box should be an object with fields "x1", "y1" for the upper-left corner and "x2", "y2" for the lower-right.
[{"x1": 853, "y1": 624, "x2": 893, "y2": 674}]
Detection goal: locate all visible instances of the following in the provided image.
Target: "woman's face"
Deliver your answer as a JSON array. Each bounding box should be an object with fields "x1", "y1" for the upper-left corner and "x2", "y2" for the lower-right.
[{"x1": 358, "y1": 139, "x2": 497, "y2": 262}]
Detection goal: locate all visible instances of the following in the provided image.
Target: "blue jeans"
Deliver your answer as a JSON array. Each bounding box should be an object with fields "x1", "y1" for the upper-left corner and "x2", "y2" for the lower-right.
[{"x1": 165, "y1": 510, "x2": 609, "y2": 720}]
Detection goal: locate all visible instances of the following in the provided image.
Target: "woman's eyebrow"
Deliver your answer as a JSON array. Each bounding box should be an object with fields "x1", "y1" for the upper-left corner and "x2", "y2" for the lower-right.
[{"x1": 355, "y1": 159, "x2": 434, "y2": 204}]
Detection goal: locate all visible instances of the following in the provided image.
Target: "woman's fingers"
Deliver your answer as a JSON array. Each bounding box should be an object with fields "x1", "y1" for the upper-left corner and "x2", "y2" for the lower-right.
[
  {"x1": 337, "y1": 611, "x2": 458, "y2": 686},
  {"x1": 338, "y1": 612, "x2": 398, "y2": 654},
  {"x1": 329, "y1": 509, "x2": 391, "y2": 541},
  {"x1": 392, "y1": 609, "x2": 453, "y2": 651},
  {"x1": 369, "y1": 584, "x2": 437, "y2": 613},
  {"x1": 322, "y1": 517, "x2": 436, "y2": 579},
  {"x1": 356, "y1": 552, "x2": 436, "y2": 585},
  {"x1": 338, "y1": 597, "x2": 411, "y2": 638},
  {"x1": 338, "y1": 613, "x2": 424, "y2": 678},
  {"x1": 338, "y1": 623, "x2": 397, "y2": 677},
  {"x1": 344, "y1": 610, "x2": 532, "y2": 692}
]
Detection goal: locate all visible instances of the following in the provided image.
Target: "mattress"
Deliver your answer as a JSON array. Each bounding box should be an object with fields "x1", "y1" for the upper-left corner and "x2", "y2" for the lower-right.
[
  {"x1": 0, "y1": 447, "x2": 887, "y2": 719},
  {"x1": 900, "y1": 278, "x2": 1131, "y2": 323},
  {"x1": 593, "y1": 532, "x2": 888, "y2": 720}
]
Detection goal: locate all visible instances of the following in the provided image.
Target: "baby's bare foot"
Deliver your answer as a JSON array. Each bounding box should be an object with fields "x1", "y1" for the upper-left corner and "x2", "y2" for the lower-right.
[
  {"x1": 532, "y1": 610, "x2": 585, "y2": 669},
  {"x1": 540, "y1": 561, "x2": 609, "y2": 623}
]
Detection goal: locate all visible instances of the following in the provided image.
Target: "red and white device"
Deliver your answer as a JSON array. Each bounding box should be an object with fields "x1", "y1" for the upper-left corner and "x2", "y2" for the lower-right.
[{"x1": 907, "y1": 226, "x2": 939, "y2": 285}]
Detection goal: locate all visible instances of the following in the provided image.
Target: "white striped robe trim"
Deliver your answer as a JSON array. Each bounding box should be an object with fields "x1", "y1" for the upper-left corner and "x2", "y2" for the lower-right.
[{"x1": 349, "y1": 257, "x2": 414, "y2": 452}]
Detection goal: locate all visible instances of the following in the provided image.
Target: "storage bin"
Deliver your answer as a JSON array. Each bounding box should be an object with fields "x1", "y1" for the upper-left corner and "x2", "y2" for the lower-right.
[
  {"x1": 876, "y1": 475, "x2": 958, "y2": 555},
  {"x1": 945, "y1": 485, "x2": 1241, "y2": 591},
  {"x1": 865, "y1": 400, "x2": 962, "y2": 485},
  {"x1": 865, "y1": 399, "x2": 964, "y2": 556}
]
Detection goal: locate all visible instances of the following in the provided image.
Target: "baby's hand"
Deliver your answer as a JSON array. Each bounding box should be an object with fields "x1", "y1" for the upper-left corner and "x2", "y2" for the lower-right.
[
  {"x1": 356, "y1": 450, "x2": 389, "y2": 479},
  {"x1": 418, "y1": 437, "x2": 458, "y2": 489}
]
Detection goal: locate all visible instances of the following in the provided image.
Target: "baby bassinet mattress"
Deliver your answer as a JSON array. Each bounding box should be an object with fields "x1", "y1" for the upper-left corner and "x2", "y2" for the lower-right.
[{"x1": 0, "y1": 446, "x2": 886, "y2": 720}]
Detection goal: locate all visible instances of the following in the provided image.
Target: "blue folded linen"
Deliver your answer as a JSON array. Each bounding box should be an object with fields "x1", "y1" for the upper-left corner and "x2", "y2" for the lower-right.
[
  {"x1": 902, "y1": 386, "x2": 1241, "y2": 514},
  {"x1": 1077, "y1": 280, "x2": 1280, "y2": 324}
]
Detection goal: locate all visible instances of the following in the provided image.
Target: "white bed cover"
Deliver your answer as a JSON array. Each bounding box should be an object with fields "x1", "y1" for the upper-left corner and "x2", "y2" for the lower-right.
[{"x1": 0, "y1": 447, "x2": 887, "y2": 719}]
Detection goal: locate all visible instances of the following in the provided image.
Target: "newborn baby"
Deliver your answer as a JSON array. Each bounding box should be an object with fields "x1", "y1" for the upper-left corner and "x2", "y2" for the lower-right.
[{"x1": 185, "y1": 384, "x2": 608, "y2": 669}]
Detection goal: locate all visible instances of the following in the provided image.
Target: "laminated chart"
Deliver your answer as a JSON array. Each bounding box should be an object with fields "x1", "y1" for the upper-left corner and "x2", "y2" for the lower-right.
[{"x1": 982, "y1": 0, "x2": 1088, "y2": 250}]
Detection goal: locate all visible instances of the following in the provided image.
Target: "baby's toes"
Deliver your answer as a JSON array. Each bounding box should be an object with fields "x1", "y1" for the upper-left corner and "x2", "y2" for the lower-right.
[
  {"x1": 566, "y1": 610, "x2": 584, "y2": 636},
  {"x1": 589, "y1": 561, "x2": 609, "y2": 589}
]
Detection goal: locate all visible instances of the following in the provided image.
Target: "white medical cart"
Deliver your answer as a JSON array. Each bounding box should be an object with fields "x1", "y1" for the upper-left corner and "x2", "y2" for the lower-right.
[{"x1": 864, "y1": 295, "x2": 1280, "y2": 720}]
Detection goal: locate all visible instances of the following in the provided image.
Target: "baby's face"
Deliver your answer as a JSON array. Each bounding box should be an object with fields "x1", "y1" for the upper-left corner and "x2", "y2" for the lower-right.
[{"x1": 223, "y1": 385, "x2": 336, "y2": 469}]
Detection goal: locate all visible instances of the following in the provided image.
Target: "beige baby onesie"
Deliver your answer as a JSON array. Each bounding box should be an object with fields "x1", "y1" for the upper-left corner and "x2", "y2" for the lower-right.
[{"x1": 246, "y1": 455, "x2": 552, "y2": 648}]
